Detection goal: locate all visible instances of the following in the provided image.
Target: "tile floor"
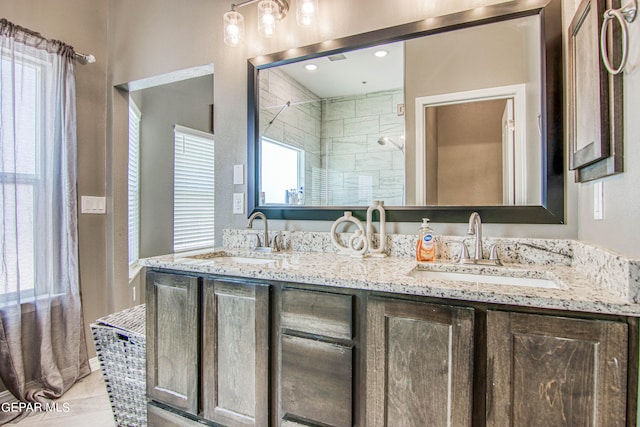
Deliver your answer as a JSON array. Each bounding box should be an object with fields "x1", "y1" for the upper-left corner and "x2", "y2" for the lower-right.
[{"x1": 6, "y1": 370, "x2": 115, "y2": 427}]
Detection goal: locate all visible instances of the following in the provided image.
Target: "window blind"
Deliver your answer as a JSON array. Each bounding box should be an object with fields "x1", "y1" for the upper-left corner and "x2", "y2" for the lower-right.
[
  {"x1": 128, "y1": 100, "x2": 141, "y2": 264},
  {"x1": 173, "y1": 125, "x2": 215, "y2": 252}
]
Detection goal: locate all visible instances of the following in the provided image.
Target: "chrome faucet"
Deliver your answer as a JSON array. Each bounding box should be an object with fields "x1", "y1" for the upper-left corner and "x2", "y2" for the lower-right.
[
  {"x1": 247, "y1": 211, "x2": 269, "y2": 250},
  {"x1": 467, "y1": 212, "x2": 483, "y2": 261},
  {"x1": 458, "y1": 212, "x2": 502, "y2": 265},
  {"x1": 247, "y1": 211, "x2": 280, "y2": 252}
]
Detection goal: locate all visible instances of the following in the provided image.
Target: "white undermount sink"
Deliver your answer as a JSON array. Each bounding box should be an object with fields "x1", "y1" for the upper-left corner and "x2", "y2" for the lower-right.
[{"x1": 409, "y1": 267, "x2": 561, "y2": 289}]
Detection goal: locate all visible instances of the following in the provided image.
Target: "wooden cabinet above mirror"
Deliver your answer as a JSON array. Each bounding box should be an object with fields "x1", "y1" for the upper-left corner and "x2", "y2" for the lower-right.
[{"x1": 247, "y1": 0, "x2": 564, "y2": 223}]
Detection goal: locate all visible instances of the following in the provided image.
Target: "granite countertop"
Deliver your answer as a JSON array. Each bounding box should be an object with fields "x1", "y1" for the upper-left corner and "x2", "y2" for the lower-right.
[{"x1": 139, "y1": 246, "x2": 640, "y2": 317}]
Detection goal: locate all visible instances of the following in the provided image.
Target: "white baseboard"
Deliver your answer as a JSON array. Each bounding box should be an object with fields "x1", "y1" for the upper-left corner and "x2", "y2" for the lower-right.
[{"x1": 89, "y1": 356, "x2": 100, "y2": 372}]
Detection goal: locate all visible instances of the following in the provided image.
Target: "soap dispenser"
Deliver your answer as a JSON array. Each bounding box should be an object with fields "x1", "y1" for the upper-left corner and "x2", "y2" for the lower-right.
[{"x1": 416, "y1": 218, "x2": 436, "y2": 262}]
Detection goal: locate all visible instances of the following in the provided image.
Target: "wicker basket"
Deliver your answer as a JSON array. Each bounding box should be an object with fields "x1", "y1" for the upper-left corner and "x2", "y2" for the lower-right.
[{"x1": 91, "y1": 304, "x2": 147, "y2": 427}]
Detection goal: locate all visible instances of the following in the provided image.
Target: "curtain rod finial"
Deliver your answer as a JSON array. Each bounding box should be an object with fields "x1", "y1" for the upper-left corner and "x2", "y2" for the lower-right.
[{"x1": 75, "y1": 53, "x2": 96, "y2": 64}]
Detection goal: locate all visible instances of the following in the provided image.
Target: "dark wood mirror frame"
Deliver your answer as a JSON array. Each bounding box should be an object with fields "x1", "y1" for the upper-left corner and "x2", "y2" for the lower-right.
[{"x1": 247, "y1": 0, "x2": 564, "y2": 224}]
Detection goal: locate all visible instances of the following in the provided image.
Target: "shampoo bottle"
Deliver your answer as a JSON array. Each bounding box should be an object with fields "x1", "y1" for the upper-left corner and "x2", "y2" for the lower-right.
[{"x1": 416, "y1": 218, "x2": 436, "y2": 262}]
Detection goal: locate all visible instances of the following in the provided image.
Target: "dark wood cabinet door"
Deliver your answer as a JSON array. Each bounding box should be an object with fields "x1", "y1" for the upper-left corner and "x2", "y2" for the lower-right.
[
  {"x1": 146, "y1": 271, "x2": 199, "y2": 415},
  {"x1": 202, "y1": 279, "x2": 270, "y2": 427},
  {"x1": 486, "y1": 311, "x2": 628, "y2": 427},
  {"x1": 366, "y1": 297, "x2": 475, "y2": 427},
  {"x1": 280, "y1": 334, "x2": 353, "y2": 427}
]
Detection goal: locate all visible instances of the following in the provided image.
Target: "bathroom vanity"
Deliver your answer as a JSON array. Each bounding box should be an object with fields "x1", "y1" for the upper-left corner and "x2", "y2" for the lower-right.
[{"x1": 141, "y1": 237, "x2": 639, "y2": 427}]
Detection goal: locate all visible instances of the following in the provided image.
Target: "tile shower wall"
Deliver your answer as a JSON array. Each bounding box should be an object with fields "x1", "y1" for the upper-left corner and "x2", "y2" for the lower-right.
[
  {"x1": 320, "y1": 89, "x2": 405, "y2": 206},
  {"x1": 260, "y1": 69, "x2": 405, "y2": 207},
  {"x1": 259, "y1": 68, "x2": 322, "y2": 205}
]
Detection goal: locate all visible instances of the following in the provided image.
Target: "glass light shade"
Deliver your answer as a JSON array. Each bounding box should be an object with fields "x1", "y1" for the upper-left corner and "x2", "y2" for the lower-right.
[
  {"x1": 297, "y1": 0, "x2": 318, "y2": 27},
  {"x1": 258, "y1": 0, "x2": 278, "y2": 38},
  {"x1": 224, "y1": 11, "x2": 245, "y2": 47}
]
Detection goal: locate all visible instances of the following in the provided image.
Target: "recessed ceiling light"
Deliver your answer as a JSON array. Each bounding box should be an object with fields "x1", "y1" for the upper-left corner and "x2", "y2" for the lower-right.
[
  {"x1": 305, "y1": 64, "x2": 318, "y2": 71},
  {"x1": 374, "y1": 50, "x2": 389, "y2": 58}
]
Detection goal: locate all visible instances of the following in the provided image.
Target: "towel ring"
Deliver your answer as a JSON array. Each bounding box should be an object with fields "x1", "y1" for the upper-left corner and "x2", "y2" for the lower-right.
[{"x1": 600, "y1": 0, "x2": 637, "y2": 75}]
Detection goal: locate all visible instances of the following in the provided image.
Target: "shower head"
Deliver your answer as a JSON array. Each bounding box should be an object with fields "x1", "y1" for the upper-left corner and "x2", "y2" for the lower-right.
[
  {"x1": 377, "y1": 135, "x2": 404, "y2": 153},
  {"x1": 262, "y1": 100, "x2": 291, "y2": 135},
  {"x1": 377, "y1": 136, "x2": 389, "y2": 145}
]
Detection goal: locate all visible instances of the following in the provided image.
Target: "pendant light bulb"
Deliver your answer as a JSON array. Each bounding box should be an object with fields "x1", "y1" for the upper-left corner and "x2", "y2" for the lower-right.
[
  {"x1": 223, "y1": 10, "x2": 245, "y2": 47},
  {"x1": 297, "y1": 0, "x2": 318, "y2": 27},
  {"x1": 258, "y1": 0, "x2": 278, "y2": 38}
]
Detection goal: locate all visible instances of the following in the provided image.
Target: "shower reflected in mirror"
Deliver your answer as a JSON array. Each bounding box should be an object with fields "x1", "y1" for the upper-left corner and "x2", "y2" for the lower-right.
[{"x1": 377, "y1": 135, "x2": 404, "y2": 153}]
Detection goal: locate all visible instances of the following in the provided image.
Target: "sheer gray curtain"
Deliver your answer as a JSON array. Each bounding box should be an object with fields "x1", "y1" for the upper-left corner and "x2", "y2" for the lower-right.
[{"x1": 0, "y1": 19, "x2": 89, "y2": 424}]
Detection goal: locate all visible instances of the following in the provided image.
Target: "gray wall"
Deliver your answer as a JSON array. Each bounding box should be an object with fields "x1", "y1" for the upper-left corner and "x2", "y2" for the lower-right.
[{"x1": 136, "y1": 75, "x2": 214, "y2": 258}]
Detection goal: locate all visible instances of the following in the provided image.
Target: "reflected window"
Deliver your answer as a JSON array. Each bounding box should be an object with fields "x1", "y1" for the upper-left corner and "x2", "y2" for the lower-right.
[
  {"x1": 260, "y1": 137, "x2": 304, "y2": 204},
  {"x1": 173, "y1": 125, "x2": 215, "y2": 251},
  {"x1": 128, "y1": 98, "x2": 141, "y2": 264}
]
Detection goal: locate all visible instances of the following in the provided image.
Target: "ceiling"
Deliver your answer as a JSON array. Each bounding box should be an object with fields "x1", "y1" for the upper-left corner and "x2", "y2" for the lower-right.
[{"x1": 277, "y1": 40, "x2": 404, "y2": 99}]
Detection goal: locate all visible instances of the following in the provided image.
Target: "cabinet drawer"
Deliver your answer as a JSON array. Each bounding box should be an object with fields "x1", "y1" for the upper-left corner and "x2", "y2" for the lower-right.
[
  {"x1": 281, "y1": 287, "x2": 353, "y2": 340},
  {"x1": 148, "y1": 403, "x2": 202, "y2": 427},
  {"x1": 281, "y1": 334, "x2": 353, "y2": 427}
]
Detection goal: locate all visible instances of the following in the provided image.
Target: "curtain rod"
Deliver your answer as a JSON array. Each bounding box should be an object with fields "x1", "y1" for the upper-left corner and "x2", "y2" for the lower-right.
[
  {"x1": 1, "y1": 19, "x2": 96, "y2": 65},
  {"x1": 26, "y1": 27, "x2": 96, "y2": 64}
]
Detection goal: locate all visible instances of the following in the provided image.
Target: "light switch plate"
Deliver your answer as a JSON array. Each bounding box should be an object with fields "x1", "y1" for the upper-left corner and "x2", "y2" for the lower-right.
[
  {"x1": 81, "y1": 196, "x2": 106, "y2": 214},
  {"x1": 594, "y1": 181, "x2": 603, "y2": 220},
  {"x1": 233, "y1": 193, "x2": 245, "y2": 214},
  {"x1": 233, "y1": 164, "x2": 244, "y2": 185}
]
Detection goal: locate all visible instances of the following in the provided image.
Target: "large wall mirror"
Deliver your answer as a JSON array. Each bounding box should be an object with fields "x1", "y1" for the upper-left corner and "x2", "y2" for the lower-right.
[{"x1": 248, "y1": 0, "x2": 564, "y2": 223}]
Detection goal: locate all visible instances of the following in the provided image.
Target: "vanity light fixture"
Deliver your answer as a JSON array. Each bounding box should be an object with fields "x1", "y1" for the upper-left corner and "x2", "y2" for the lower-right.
[
  {"x1": 224, "y1": 0, "x2": 318, "y2": 46},
  {"x1": 223, "y1": 10, "x2": 245, "y2": 47},
  {"x1": 297, "y1": 0, "x2": 318, "y2": 27},
  {"x1": 258, "y1": 0, "x2": 279, "y2": 37}
]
